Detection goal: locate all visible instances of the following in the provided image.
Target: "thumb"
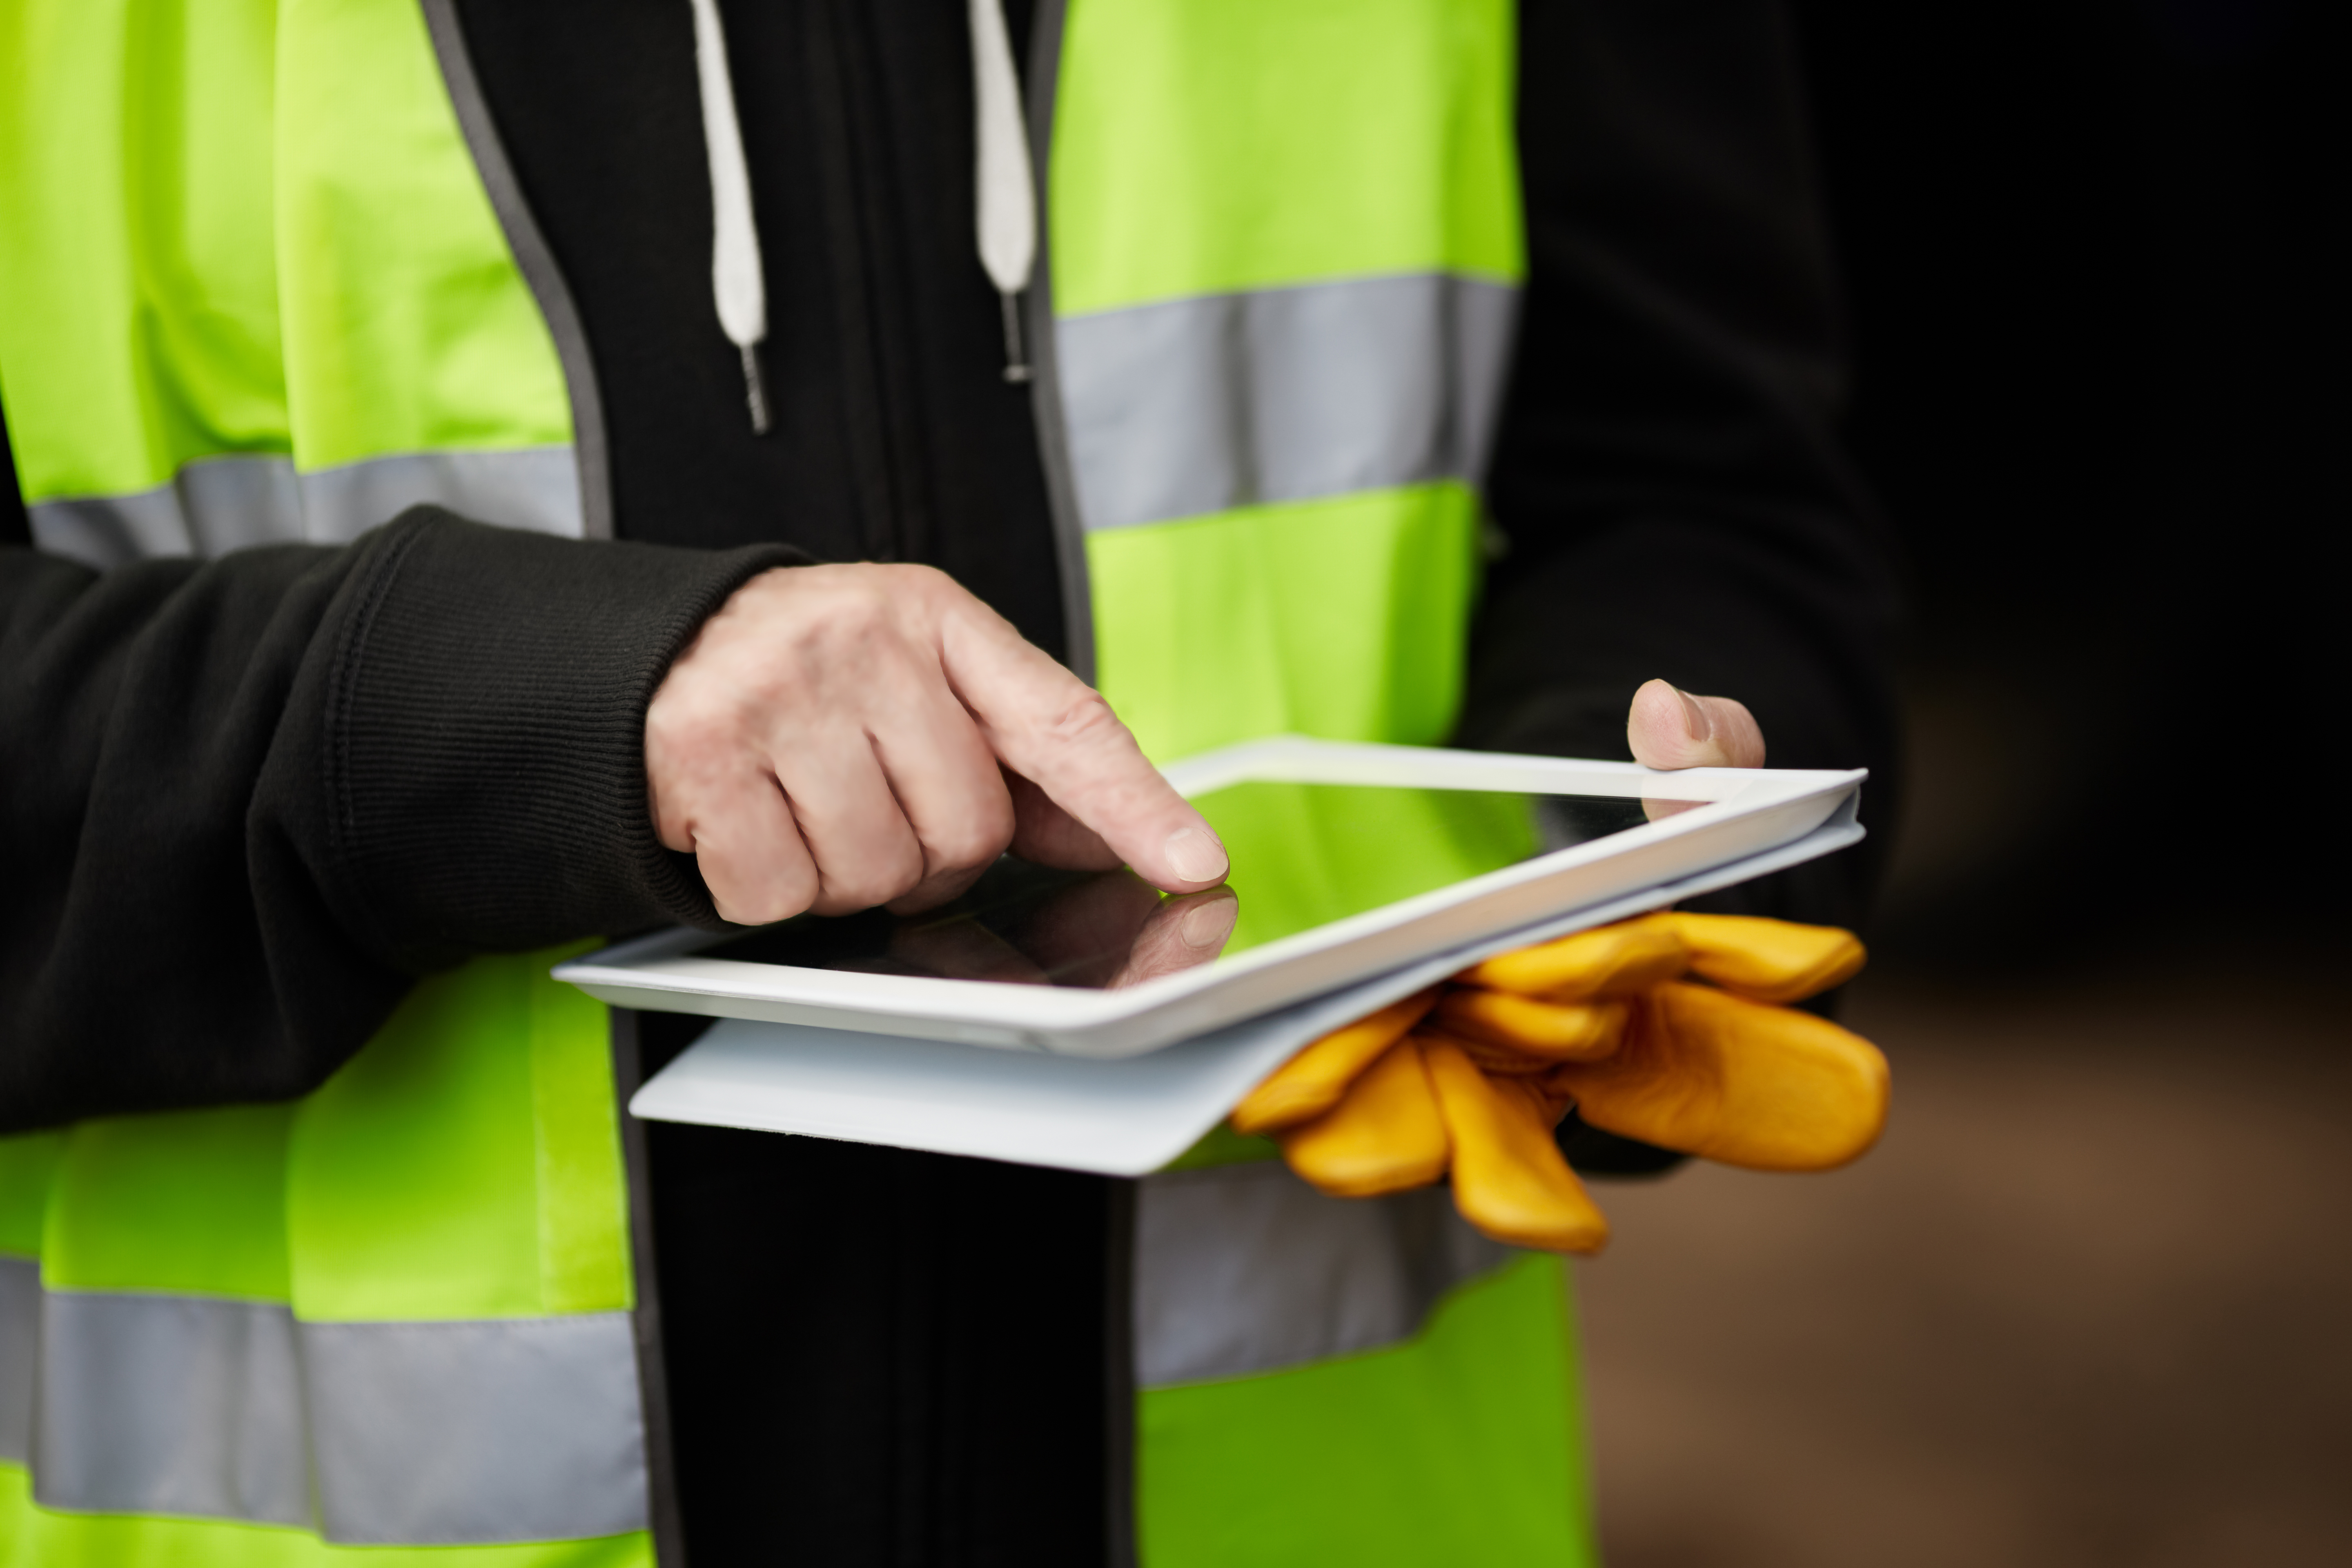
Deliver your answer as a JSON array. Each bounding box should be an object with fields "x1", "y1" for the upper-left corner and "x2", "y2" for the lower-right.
[{"x1": 1628, "y1": 678, "x2": 1766, "y2": 769}]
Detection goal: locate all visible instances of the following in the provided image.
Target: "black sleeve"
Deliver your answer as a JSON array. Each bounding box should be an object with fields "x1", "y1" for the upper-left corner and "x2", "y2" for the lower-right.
[
  {"x1": 1, "y1": 504, "x2": 799, "y2": 1133},
  {"x1": 1464, "y1": 0, "x2": 1904, "y2": 931}
]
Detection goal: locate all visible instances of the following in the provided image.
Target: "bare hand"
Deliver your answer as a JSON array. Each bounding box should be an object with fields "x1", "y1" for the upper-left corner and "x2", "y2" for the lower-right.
[
  {"x1": 645, "y1": 564, "x2": 1228, "y2": 924},
  {"x1": 1626, "y1": 677, "x2": 1766, "y2": 770}
]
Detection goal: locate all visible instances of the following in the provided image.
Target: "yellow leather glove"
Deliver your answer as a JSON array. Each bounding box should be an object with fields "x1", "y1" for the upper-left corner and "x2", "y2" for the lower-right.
[{"x1": 1229, "y1": 912, "x2": 1889, "y2": 1255}]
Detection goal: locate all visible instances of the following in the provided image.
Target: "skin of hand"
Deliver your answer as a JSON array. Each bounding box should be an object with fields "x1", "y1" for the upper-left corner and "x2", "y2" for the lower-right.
[
  {"x1": 1246, "y1": 680, "x2": 1833, "y2": 1247},
  {"x1": 645, "y1": 563, "x2": 1229, "y2": 924},
  {"x1": 1626, "y1": 677, "x2": 1766, "y2": 769}
]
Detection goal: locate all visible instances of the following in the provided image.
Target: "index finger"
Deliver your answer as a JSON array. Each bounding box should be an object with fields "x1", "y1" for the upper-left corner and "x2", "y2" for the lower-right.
[{"x1": 937, "y1": 605, "x2": 1228, "y2": 893}]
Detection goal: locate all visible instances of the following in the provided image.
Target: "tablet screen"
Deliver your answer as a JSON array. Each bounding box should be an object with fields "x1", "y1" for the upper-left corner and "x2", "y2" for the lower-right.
[{"x1": 700, "y1": 782, "x2": 1654, "y2": 988}]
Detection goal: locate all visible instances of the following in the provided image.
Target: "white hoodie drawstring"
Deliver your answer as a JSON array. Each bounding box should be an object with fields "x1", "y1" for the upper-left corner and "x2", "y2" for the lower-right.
[
  {"x1": 688, "y1": 0, "x2": 771, "y2": 433},
  {"x1": 968, "y1": 0, "x2": 1038, "y2": 382},
  {"x1": 685, "y1": 0, "x2": 1040, "y2": 428}
]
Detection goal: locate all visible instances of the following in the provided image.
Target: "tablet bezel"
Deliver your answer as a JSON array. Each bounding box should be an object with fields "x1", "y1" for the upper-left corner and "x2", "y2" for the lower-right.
[{"x1": 555, "y1": 736, "x2": 1866, "y2": 1058}]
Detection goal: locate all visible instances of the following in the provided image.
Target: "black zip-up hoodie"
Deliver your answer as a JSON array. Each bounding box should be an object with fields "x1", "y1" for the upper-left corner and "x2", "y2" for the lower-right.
[{"x1": 0, "y1": 1, "x2": 1900, "y2": 1560}]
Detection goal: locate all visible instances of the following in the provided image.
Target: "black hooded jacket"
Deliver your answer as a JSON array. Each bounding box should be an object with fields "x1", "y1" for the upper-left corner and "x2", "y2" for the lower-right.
[{"x1": 0, "y1": 1, "x2": 1900, "y2": 1560}]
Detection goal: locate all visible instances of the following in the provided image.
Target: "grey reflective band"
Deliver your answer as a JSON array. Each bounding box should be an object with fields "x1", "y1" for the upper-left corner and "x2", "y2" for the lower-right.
[
  {"x1": 1055, "y1": 272, "x2": 1518, "y2": 534},
  {"x1": 27, "y1": 445, "x2": 585, "y2": 571},
  {"x1": 0, "y1": 1256, "x2": 36, "y2": 1466},
  {"x1": 1134, "y1": 1161, "x2": 1510, "y2": 1388},
  {"x1": 36, "y1": 1290, "x2": 310, "y2": 1526},
  {"x1": 22, "y1": 1287, "x2": 647, "y2": 1544},
  {"x1": 304, "y1": 1314, "x2": 648, "y2": 1545}
]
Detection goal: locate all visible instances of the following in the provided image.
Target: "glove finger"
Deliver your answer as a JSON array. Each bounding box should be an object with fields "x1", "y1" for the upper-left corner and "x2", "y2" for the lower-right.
[
  {"x1": 1423, "y1": 1038, "x2": 1610, "y2": 1254},
  {"x1": 1493, "y1": 1068, "x2": 1578, "y2": 1129},
  {"x1": 1549, "y1": 982, "x2": 1889, "y2": 1171},
  {"x1": 1279, "y1": 1038, "x2": 1452, "y2": 1198},
  {"x1": 1446, "y1": 1031, "x2": 1558, "y2": 1077},
  {"x1": 1666, "y1": 913, "x2": 1866, "y2": 1004},
  {"x1": 1232, "y1": 987, "x2": 1442, "y2": 1135},
  {"x1": 1457, "y1": 913, "x2": 1686, "y2": 1001},
  {"x1": 1433, "y1": 989, "x2": 1629, "y2": 1062},
  {"x1": 1425, "y1": 1029, "x2": 1579, "y2": 1123}
]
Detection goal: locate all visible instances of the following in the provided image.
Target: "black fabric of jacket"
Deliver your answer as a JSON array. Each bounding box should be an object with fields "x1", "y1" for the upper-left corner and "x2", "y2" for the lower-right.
[{"x1": 0, "y1": 1, "x2": 1900, "y2": 1562}]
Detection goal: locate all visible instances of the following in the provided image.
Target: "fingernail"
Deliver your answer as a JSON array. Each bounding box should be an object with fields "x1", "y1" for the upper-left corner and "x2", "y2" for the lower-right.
[
  {"x1": 1164, "y1": 826, "x2": 1229, "y2": 884},
  {"x1": 1676, "y1": 687, "x2": 1713, "y2": 742},
  {"x1": 1177, "y1": 896, "x2": 1238, "y2": 950}
]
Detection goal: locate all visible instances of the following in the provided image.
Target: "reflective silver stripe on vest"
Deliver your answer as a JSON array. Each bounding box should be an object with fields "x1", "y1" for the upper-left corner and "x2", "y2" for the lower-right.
[
  {"x1": 35, "y1": 1290, "x2": 309, "y2": 1525},
  {"x1": 304, "y1": 1314, "x2": 647, "y2": 1545},
  {"x1": 1055, "y1": 272, "x2": 1518, "y2": 533},
  {"x1": 1134, "y1": 1161, "x2": 1511, "y2": 1388},
  {"x1": 0, "y1": 1256, "x2": 36, "y2": 1465},
  {"x1": 27, "y1": 445, "x2": 584, "y2": 570},
  {"x1": 27, "y1": 1288, "x2": 647, "y2": 1543}
]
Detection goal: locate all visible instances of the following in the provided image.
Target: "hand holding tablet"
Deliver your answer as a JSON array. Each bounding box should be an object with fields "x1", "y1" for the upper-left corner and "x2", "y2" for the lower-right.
[{"x1": 1238, "y1": 912, "x2": 1890, "y2": 1254}]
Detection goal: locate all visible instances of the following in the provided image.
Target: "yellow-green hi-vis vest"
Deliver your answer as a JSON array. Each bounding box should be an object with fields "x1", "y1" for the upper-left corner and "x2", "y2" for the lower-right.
[{"x1": 0, "y1": 1, "x2": 1596, "y2": 1564}]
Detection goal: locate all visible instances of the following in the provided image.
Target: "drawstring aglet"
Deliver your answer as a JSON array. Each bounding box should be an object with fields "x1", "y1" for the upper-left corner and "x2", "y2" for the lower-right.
[
  {"x1": 741, "y1": 342, "x2": 773, "y2": 434},
  {"x1": 998, "y1": 291, "x2": 1032, "y2": 385}
]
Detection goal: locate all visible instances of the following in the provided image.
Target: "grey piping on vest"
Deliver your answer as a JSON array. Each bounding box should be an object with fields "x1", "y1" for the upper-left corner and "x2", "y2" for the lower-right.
[
  {"x1": 1132, "y1": 1161, "x2": 1512, "y2": 1388},
  {"x1": 422, "y1": 0, "x2": 614, "y2": 539},
  {"x1": 0, "y1": 1256, "x2": 38, "y2": 1466},
  {"x1": 1021, "y1": 0, "x2": 1097, "y2": 685},
  {"x1": 1056, "y1": 272, "x2": 1520, "y2": 535},
  {"x1": 609, "y1": 1010, "x2": 690, "y2": 1568},
  {"x1": 27, "y1": 447, "x2": 585, "y2": 570},
  {"x1": 27, "y1": 1289, "x2": 649, "y2": 1544}
]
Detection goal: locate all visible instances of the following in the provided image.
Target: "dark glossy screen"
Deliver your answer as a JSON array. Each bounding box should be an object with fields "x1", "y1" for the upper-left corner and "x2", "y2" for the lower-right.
[{"x1": 700, "y1": 783, "x2": 1656, "y2": 988}]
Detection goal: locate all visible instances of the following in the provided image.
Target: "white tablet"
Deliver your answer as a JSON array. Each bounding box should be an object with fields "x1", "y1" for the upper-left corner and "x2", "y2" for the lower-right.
[
  {"x1": 620, "y1": 816, "x2": 1860, "y2": 1176},
  {"x1": 557, "y1": 736, "x2": 1866, "y2": 1060}
]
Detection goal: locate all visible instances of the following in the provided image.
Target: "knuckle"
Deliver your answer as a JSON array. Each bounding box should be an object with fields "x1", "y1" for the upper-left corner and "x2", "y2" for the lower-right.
[
  {"x1": 643, "y1": 692, "x2": 716, "y2": 757},
  {"x1": 924, "y1": 806, "x2": 1015, "y2": 876},
  {"x1": 711, "y1": 866, "x2": 816, "y2": 928},
  {"x1": 1036, "y1": 690, "x2": 1125, "y2": 750},
  {"x1": 792, "y1": 579, "x2": 918, "y2": 670},
  {"x1": 888, "y1": 562, "x2": 955, "y2": 597},
  {"x1": 820, "y1": 846, "x2": 927, "y2": 914},
  {"x1": 653, "y1": 637, "x2": 780, "y2": 737},
  {"x1": 885, "y1": 562, "x2": 976, "y2": 623},
  {"x1": 825, "y1": 582, "x2": 895, "y2": 639},
  {"x1": 731, "y1": 890, "x2": 813, "y2": 927}
]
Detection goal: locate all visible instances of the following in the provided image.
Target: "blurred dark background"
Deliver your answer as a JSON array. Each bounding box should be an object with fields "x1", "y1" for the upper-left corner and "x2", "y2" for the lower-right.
[
  {"x1": 1810, "y1": 0, "x2": 2347, "y2": 962},
  {"x1": 1582, "y1": 4, "x2": 2351, "y2": 1563}
]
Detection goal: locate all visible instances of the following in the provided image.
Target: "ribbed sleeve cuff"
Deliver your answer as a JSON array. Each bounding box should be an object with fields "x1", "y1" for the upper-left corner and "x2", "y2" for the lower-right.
[{"x1": 322, "y1": 508, "x2": 804, "y2": 966}]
